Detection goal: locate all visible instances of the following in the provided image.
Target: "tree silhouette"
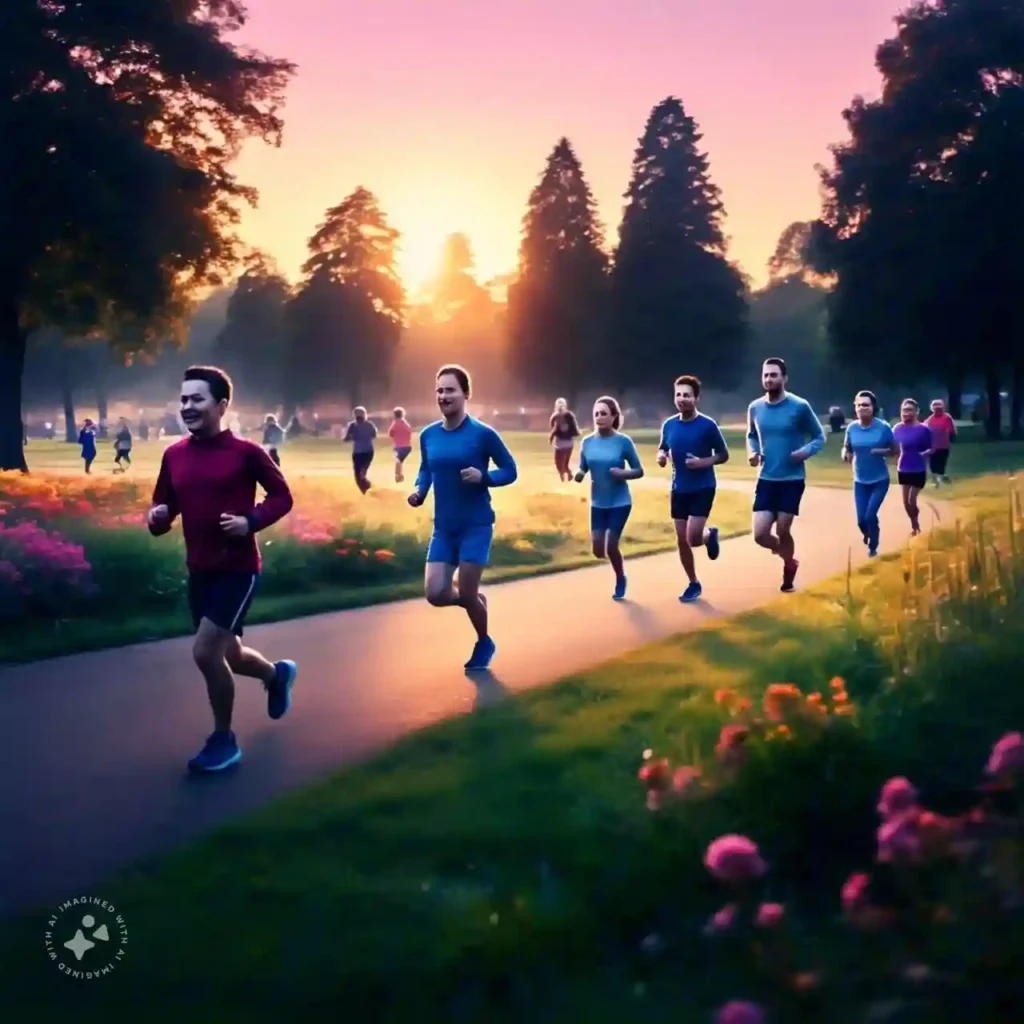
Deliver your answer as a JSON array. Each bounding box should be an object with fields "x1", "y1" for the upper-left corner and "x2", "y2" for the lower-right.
[
  {"x1": 506, "y1": 138, "x2": 609, "y2": 407},
  {"x1": 611, "y1": 97, "x2": 749, "y2": 392},
  {"x1": 0, "y1": 1, "x2": 294, "y2": 469},
  {"x1": 812, "y1": 0, "x2": 1024, "y2": 435},
  {"x1": 288, "y1": 187, "x2": 405, "y2": 406},
  {"x1": 422, "y1": 233, "x2": 491, "y2": 323},
  {"x1": 767, "y1": 222, "x2": 817, "y2": 284}
]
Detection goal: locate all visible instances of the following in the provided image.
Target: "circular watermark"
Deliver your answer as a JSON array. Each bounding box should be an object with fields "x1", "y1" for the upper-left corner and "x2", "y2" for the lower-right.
[{"x1": 44, "y1": 896, "x2": 128, "y2": 979}]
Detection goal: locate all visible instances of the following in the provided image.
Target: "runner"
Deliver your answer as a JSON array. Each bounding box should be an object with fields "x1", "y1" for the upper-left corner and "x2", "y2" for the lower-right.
[
  {"x1": 656, "y1": 375, "x2": 727, "y2": 602},
  {"x1": 388, "y1": 406, "x2": 414, "y2": 483},
  {"x1": 924, "y1": 399, "x2": 956, "y2": 486},
  {"x1": 147, "y1": 365, "x2": 297, "y2": 773},
  {"x1": 112, "y1": 417, "x2": 133, "y2": 472},
  {"x1": 262, "y1": 413, "x2": 285, "y2": 468},
  {"x1": 575, "y1": 396, "x2": 644, "y2": 601},
  {"x1": 549, "y1": 398, "x2": 580, "y2": 481},
  {"x1": 841, "y1": 390, "x2": 895, "y2": 557},
  {"x1": 343, "y1": 406, "x2": 377, "y2": 494},
  {"x1": 746, "y1": 357, "x2": 826, "y2": 592},
  {"x1": 78, "y1": 418, "x2": 97, "y2": 474},
  {"x1": 892, "y1": 398, "x2": 932, "y2": 535},
  {"x1": 408, "y1": 365, "x2": 517, "y2": 670}
]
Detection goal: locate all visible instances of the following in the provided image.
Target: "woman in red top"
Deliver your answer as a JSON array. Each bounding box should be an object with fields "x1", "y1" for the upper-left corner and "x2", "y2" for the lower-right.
[
  {"x1": 388, "y1": 406, "x2": 414, "y2": 482},
  {"x1": 924, "y1": 399, "x2": 957, "y2": 486},
  {"x1": 548, "y1": 397, "x2": 580, "y2": 481}
]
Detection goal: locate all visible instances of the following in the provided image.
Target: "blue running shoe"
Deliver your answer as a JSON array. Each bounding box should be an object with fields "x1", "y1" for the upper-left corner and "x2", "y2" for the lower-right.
[
  {"x1": 613, "y1": 575, "x2": 627, "y2": 601},
  {"x1": 267, "y1": 659, "x2": 297, "y2": 720},
  {"x1": 188, "y1": 730, "x2": 241, "y2": 773},
  {"x1": 868, "y1": 546, "x2": 878, "y2": 558},
  {"x1": 680, "y1": 581, "x2": 703, "y2": 603},
  {"x1": 465, "y1": 636, "x2": 496, "y2": 671},
  {"x1": 706, "y1": 526, "x2": 720, "y2": 561}
]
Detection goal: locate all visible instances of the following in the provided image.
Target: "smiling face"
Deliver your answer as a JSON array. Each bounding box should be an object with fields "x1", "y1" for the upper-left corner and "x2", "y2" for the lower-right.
[
  {"x1": 593, "y1": 401, "x2": 614, "y2": 431},
  {"x1": 675, "y1": 382, "x2": 697, "y2": 416},
  {"x1": 931, "y1": 400, "x2": 945, "y2": 416},
  {"x1": 854, "y1": 393, "x2": 875, "y2": 422},
  {"x1": 554, "y1": 398, "x2": 567, "y2": 414},
  {"x1": 179, "y1": 379, "x2": 226, "y2": 436},
  {"x1": 762, "y1": 361, "x2": 786, "y2": 398},
  {"x1": 436, "y1": 373, "x2": 467, "y2": 418},
  {"x1": 901, "y1": 401, "x2": 918, "y2": 424}
]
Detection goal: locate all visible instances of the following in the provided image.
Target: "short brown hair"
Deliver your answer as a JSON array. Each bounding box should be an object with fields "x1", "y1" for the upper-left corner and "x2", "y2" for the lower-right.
[
  {"x1": 184, "y1": 365, "x2": 232, "y2": 404},
  {"x1": 594, "y1": 395, "x2": 622, "y2": 430},
  {"x1": 436, "y1": 364, "x2": 471, "y2": 398},
  {"x1": 674, "y1": 374, "x2": 701, "y2": 398}
]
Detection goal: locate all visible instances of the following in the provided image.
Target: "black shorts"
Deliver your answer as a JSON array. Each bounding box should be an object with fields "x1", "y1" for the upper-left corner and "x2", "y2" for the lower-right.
[
  {"x1": 929, "y1": 449, "x2": 949, "y2": 475},
  {"x1": 671, "y1": 487, "x2": 716, "y2": 521},
  {"x1": 897, "y1": 470, "x2": 927, "y2": 489},
  {"x1": 353, "y1": 450, "x2": 374, "y2": 473},
  {"x1": 753, "y1": 478, "x2": 805, "y2": 516},
  {"x1": 188, "y1": 571, "x2": 259, "y2": 636}
]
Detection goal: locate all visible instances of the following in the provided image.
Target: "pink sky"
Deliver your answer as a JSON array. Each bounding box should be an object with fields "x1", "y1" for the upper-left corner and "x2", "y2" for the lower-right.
[{"x1": 234, "y1": 0, "x2": 902, "y2": 292}]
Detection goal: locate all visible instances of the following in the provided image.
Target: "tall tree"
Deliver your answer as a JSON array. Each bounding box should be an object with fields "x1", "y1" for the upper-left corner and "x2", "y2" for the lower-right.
[
  {"x1": 213, "y1": 256, "x2": 292, "y2": 407},
  {"x1": 288, "y1": 187, "x2": 404, "y2": 407},
  {"x1": 0, "y1": 2, "x2": 295, "y2": 470},
  {"x1": 812, "y1": 0, "x2": 1024, "y2": 436},
  {"x1": 611, "y1": 97, "x2": 749, "y2": 392},
  {"x1": 767, "y1": 222, "x2": 817, "y2": 284},
  {"x1": 506, "y1": 138, "x2": 608, "y2": 407},
  {"x1": 421, "y1": 233, "x2": 491, "y2": 323}
]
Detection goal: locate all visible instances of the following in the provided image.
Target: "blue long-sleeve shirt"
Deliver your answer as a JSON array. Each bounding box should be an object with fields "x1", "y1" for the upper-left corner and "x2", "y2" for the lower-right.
[
  {"x1": 414, "y1": 416, "x2": 517, "y2": 528},
  {"x1": 746, "y1": 393, "x2": 826, "y2": 481},
  {"x1": 579, "y1": 431, "x2": 643, "y2": 507}
]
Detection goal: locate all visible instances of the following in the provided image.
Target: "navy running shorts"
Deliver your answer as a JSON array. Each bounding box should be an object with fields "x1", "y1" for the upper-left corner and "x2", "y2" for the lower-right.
[
  {"x1": 670, "y1": 487, "x2": 716, "y2": 521},
  {"x1": 590, "y1": 504, "x2": 632, "y2": 538},
  {"x1": 426, "y1": 524, "x2": 494, "y2": 566},
  {"x1": 752, "y1": 479, "x2": 805, "y2": 517},
  {"x1": 188, "y1": 571, "x2": 259, "y2": 636}
]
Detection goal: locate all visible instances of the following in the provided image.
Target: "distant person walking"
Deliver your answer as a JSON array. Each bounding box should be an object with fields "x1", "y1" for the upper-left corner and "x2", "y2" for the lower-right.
[
  {"x1": 78, "y1": 418, "x2": 97, "y2": 473},
  {"x1": 656, "y1": 375, "x2": 727, "y2": 603},
  {"x1": 262, "y1": 414, "x2": 285, "y2": 468},
  {"x1": 575, "y1": 396, "x2": 644, "y2": 601},
  {"x1": 113, "y1": 417, "x2": 133, "y2": 472},
  {"x1": 343, "y1": 407, "x2": 378, "y2": 494},
  {"x1": 549, "y1": 398, "x2": 580, "y2": 481},
  {"x1": 924, "y1": 399, "x2": 956, "y2": 486},
  {"x1": 828, "y1": 405, "x2": 846, "y2": 434},
  {"x1": 746, "y1": 357, "x2": 826, "y2": 592},
  {"x1": 388, "y1": 407, "x2": 414, "y2": 483},
  {"x1": 892, "y1": 398, "x2": 932, "y2": 536},
  {"x1": 841, "y1": 390, "x2": 895, "y2": 557},
  {"x1": 408, "y1": 364, "x2": 518, "y2": 671},
  {"x1": 138, "y1": 412, "x2": 150, "y2": 442}
]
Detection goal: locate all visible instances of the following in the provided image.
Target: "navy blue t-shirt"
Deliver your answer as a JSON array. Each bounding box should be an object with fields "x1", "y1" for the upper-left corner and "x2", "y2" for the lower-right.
[{"x1": 658, "y1": 413, "x2": 729, "y2": 492}]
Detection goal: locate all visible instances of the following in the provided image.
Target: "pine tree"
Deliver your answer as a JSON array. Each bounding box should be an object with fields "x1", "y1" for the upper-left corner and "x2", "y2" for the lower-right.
[
  {"x1": 506, "y1": 138, "x2": 608, "y2": 406},
  {"x1": 611, "y1": 98, "x2": 748, "y2": 392}
]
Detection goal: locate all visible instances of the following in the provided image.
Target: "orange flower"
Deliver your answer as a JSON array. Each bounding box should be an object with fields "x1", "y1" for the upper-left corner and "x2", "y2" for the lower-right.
[
  {"x1": 832, "y1": 691, "x2": 849, "y2": 704},
  {"x1": 714, "y1": 688, "x2": 736, "y2": 707},
  {"x1": 829, "y1": 676, "x2": 845, "y2": 691},
  {"x1": 335, "y1": 548, "x2": 349, "y2": 556},
  {"x1": 359, "y1": 548, "x2": 369, "y2": 557},
  {"x1": 374, "y1": 549, "x2": 395, "y2": 561},
  {"x1": 763, "y1": 683, "x2": 803, "y2": 721}
]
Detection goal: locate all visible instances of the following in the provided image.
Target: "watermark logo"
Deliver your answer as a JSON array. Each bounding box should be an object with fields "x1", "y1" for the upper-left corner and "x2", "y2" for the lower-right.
[{"x1": 44, "y1": 896, "x2": 128, "y2": 979}]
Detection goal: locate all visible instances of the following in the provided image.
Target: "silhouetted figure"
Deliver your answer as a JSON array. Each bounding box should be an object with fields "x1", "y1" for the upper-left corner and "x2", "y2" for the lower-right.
[
  {"x1": 262, "y1": 414, "x2": 285, "y2": 467},
  {"x1": 78, "y1": 419, "x2": 97, "y2": 473}
]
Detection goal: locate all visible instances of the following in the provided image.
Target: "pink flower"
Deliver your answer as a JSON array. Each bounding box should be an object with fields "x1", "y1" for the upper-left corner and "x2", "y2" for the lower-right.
[
  {"x1": 986, "y1": 732, "x2": 1024, "y2": 776},
  {"x1": 705, "y1": 834, "x2": 767, "y2": 884},
  {"x1": 841, "y1": 871, "x2": 870, "y2": 913},
  {"x1": 755, "y1": 902, "x2": 785, "y2": 927},
  {"x1": 877, "y1": 815, "x2": 920, "y2": 863},
  {"x1": 704, "y1": 903, "x2": 737, "y2": 933},
  {"x1": 716, "y1": 1001, "x2": 765, "y2": 1024},
  {"x1": 877, "y1": 777, "x2": 918, "y2": 820},
  {"x1": 672, "y1": 765, "x2": 701, "y2": 796}
]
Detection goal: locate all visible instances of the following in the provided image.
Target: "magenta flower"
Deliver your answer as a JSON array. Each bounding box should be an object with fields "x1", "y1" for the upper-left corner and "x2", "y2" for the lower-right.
[
  {"x1": 704, "y1": 903, "x2": 737, "y2": 934},
  {"x1": 755, "y1": 902, "x2": 785, "y2": 927},
  {"x1": 716, "y1": 1001, "x2": 765, "y2": 1024},
  {"x1": 877, "y1": 777, "x2": 918, "y2": 820},
  {"x1": 986, "y1": 732, "x2": 1024, "y2": 776},
  {"x1": 705, "y1": 834, "x2": 767, "y2": 884},
  {"x1": 877, "y1": 815, "x2": 920, "y2": 863},
  {"x1": 841, "y1": 871, "x2": 870, "y2": 913}
]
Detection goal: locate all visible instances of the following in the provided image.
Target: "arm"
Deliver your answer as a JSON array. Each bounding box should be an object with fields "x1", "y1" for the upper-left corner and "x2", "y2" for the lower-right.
[
  {"x1": 568, "y1": 413, "x2": 580, "y2": 438},
  {"x1": 794, "y1": 401, "x2": 826, "y2": 459},
  {"x1": 616, "y1": 437, "x2": 644, "y2": 480},
  {"x1": 148, "y1": 453, "x2": 179, "y2": 536},
  {"x1": 709, "y1": 423, "x2": 730, "y2": 465},
  {"x1": 577, "y1": 442, "x2": 589, "y2": 476},
  {"x1": 746, "y1": 403, "x2": 761, "y2": 459},
  {"x1": 342, "y1": 422, "x2": 353, "y2": 441},
  {"x1": 247, "y1": 446, "x2": 294, "y2": 532},
  {"x1": 658, "y1": 420, "x2": 670, "y2": 453},
  {"x1": 413, "y1": 432, "x2": 432, "y2": 498},
  {"x1": 548, "y1": 414, "x2": 558, "y2": 443},
  {"x1": 485, "y1": 428, "x2": 518, "y2": 488}
]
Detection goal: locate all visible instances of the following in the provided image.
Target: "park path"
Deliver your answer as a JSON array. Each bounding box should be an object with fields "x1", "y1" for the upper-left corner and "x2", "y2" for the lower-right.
[{"x1": 0, "y1": 482, "x2": 952, "y2": 917}]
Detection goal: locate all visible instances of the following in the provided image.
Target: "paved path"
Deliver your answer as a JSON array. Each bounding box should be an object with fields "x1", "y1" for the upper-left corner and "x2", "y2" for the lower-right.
[{"x1": 0, "y1": 483, "x2": 951, "y2": 917}]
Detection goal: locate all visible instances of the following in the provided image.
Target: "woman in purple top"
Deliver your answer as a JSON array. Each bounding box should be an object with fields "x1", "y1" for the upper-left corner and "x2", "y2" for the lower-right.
[{"x1": 891, "y1": 398, "x2": 933, "y2": 535}]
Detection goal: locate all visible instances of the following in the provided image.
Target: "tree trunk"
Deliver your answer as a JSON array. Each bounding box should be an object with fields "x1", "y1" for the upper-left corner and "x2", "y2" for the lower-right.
[
  {"x1": 984, "y1": 368, "x2": 1002, "y2": 440},
  {"x1": 1011, "y1": 363, "x2": 1023, "y2": 439},
  {"x1": 947, "y1": 382, "x2": 963, "y2": 420},
  {"x1": 0, "y1": 303, "x2": 29, "y2": 472},
  {"x1": 62, "y1": 381, "x2": 77, "y2": 443},
  {"x1": 96, "y1": 379, "x2": 109, "y2": 439}
]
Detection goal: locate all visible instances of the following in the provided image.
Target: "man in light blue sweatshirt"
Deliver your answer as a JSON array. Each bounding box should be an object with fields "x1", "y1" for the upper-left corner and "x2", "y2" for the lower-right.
[
  {"x1": 408, "y1": 364, "x2": 518, "y2": 670},
  {"x1": 746, "y1": 357, "x2": 826, "y2": 592}
]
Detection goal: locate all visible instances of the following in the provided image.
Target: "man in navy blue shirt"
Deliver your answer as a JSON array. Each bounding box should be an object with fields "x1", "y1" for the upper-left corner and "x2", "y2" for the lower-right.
[{"x1": 656, "y1": 375, "x2": 729, "y2": 602}]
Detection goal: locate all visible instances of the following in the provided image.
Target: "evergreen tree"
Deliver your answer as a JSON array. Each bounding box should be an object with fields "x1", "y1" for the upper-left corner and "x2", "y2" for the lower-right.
[
  {"x1": 288, "y1": 187, "x2": 404, "y2": 406},
  {"x1": 611, "y1": 97, "x2": 748, "y2": 392},
  {"x1": 506, "y1": 138, "x2": 608, "y2": 406}
]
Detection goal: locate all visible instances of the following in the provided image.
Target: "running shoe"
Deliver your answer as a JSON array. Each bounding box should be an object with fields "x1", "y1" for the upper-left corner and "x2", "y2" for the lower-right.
[
  {"x1": 188, "y1": 731, "x2": 241, "y2": 773},
  {"x1": 465, "y1": 636, "x2": 496, "y2": 671},
  {"x1": 706, "y1": 526, "x2": 720, "y2": 561},
  {"x1": 680, "y1": 581, "x2": 703, "y2": 603},
  {"x1": 781, "y1": 558, "x2": 799, "y2": 593},
  {"x1": 267, "y1": 659, "x2": 297, "y2": 720},
  {"x1": 613, "y1": 575, "x2": 627, "y2": 601}
]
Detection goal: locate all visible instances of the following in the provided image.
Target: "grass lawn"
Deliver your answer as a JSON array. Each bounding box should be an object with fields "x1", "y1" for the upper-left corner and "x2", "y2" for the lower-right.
[{"x1": 3, "y1": 475, "x2": 1021, "y2": 1021}]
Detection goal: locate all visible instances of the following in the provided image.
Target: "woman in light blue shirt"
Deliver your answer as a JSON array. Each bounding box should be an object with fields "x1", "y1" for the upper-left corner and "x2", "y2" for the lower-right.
[
  {"x1": 575, "y1": 396, "x2": 644, "y2": 600},
  {"x1": 842, "y1": 390, "x2": 896, "y2": 556}
]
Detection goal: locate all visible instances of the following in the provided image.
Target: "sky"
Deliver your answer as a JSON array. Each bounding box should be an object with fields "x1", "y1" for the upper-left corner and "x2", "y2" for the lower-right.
[{"x1": 233, "y1": 0, "x2": 904, "y2": 294}]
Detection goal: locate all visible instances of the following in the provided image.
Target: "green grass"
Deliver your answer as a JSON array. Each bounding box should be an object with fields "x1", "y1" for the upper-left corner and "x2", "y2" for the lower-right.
[{"x1": 3, "y1": 477, "x2": 1022, "y2": 1021}]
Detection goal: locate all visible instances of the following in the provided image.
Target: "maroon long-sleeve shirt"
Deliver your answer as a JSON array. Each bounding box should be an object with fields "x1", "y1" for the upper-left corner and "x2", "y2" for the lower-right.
[{"x1": 149, "y1": 431, "x2": 293, "y2": 573}]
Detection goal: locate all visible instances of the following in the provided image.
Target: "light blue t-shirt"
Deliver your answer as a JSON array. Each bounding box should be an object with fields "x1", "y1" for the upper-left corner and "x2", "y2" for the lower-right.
[
  {"x1": 414, "y1": 416, "x2": 518, "y2": 529},
  {"x1": 844, "y1": 419, "x2": 894, "y2": 485},
  {"x1": 658, "y1": 413, "x2": 729, "y2": 493},
  {"x1": 579, "y1": 431, "x2": 642, "y2": 508},
  {"x1": 746, "y1": 393, "x2": 826, "y2": 481}
]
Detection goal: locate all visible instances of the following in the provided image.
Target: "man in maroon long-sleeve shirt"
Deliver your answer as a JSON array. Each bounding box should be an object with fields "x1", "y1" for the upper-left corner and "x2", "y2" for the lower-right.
[{"x1": 148, "y1": 365, "x2": 297, "y2": 773}]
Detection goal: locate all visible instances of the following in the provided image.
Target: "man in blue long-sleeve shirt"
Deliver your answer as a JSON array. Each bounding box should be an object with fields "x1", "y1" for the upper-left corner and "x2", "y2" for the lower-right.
[
  {"x1": 408, "y1": 364, "x2": 518, "y2": 669},
  {"x1": 746, "y1": 357, "x2": 826, "y2": 592}
]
